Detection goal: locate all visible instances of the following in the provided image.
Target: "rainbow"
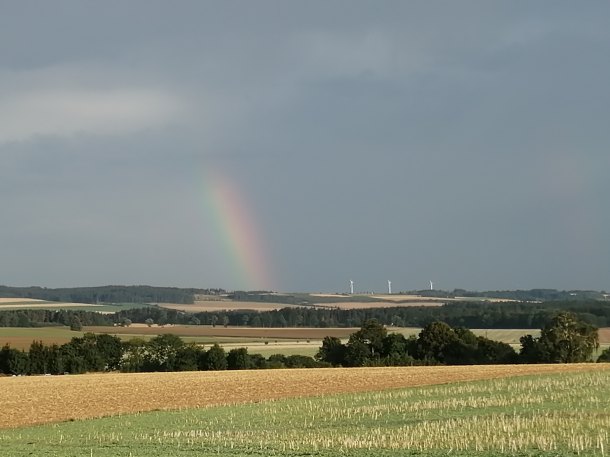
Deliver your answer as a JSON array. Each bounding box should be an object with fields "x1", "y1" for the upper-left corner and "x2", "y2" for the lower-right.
[{"x1": 202, "y1": 169, "x2": 274, "y2": 291}]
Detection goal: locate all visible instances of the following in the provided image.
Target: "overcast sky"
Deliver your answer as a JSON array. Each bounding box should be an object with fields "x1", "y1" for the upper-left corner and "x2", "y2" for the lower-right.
[{"x1": 1, "y1": 1, "x2": 609, "y2": 293}]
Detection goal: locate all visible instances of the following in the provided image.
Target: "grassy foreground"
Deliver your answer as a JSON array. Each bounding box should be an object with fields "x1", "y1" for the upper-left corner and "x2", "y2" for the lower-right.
[{"x1": 1, "y1": 370, "x2": 609, "y2": 456}]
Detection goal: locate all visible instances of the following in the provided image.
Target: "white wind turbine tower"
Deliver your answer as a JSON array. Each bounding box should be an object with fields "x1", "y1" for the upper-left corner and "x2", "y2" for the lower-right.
[
  {"x1": 429, "y1": 280, "x2": 434, "y2": 290},
  {"x1": 387, "y1": 280, "x2": 392, "y2": 294},
  {"x1": 349, "y1": 280, "x2": 354, "y2": 295}
]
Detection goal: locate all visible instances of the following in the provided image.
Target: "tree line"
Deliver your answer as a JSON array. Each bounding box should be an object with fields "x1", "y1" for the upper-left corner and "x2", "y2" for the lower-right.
[
  {"x1": 316, "y1": 312, "x2": 603, "y2": 367},
  {"x1": 0, "y1": 285, "x2": 225, "y2": 304},
  {"x1": 0, "y1": 334, "x2": 328, "y2": 376},
  {"x1": 1, "y1": 299, "x2": 610, "y2": 330},
  {"x1": 1, "y1": 312, "x2": 606, "y2": 377},
  {"x1": 100, "y1": 299, "x2": 610, "y2": 329}
]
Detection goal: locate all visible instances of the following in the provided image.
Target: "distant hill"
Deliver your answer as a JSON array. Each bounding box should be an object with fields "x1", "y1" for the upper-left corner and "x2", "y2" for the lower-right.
[
  {"x1": 0, "y1": 285, "x2": 225, "y2": 305},
  {"x1": 1, "y1": 286, "x2": 607, "y2": 306}
]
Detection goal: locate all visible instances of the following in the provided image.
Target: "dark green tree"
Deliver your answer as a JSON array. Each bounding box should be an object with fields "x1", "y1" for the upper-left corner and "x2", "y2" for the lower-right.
[
  {"x1": 597, "y1": 347, "x2": 610, "y2": 363},
  {"x1": 520, "y1": 312, "x2": 599, "y2": 363},
  {"x1": 173, "y1": 344, "x2": 201, "y2": 371},
  {"x1": 70, "y1": 316, "x2": 82, "y2": 331},
  {"x1": 416, "y1": 321, "x2": 459, "y2": 362},
  {"x1": 284, "y1": 355, "x2": 320, "y2": 368},
  {"x1": 47, "y1": 344, "x2": 65, "y2": 374},
  {"x1": 203, "y1": 344, "x2": 227, "y2": 370},
  {"x1": 119, "y1": 339, "x2": 147, "y2": 372},
  {"x1": 380, "y1": 333, "x2": 416, "y2": 365},
  {"x1": 540, "y1": 312, "x2": 599, "y2": 362},
  {"x1": 475, "y1": 337, "x2": 517, "y2": 364},
  {"x1": 249, "y1": 353, "x2": 267, "y2": 369},
  {"x1": 519, "y1": 334, "x2": 550, "y2": 363},
  {"x1": 227, "y1": 347, "x2": 251, "y2": 370},
  {"x1": 344, "y1": 339, "x2": 370, "y2": 367},
  {"x1": 94, "y1": 333, "x2": 124, "y2": 371},
  {"x1": 349, "y1": 319, "x2": 387, "y2": 357},
  {"x1": 342, "y1": 319, "x2": 388, "y2": 366},
  {"x1": 267, "y1": 354, "x2": 287, "y2": 368},
  {"x1": 28, "y1": 340, "x2": 49, "y2": 374},
  {"x1": 0, "y1": 344, "x2": 30, "y2": 375},
  {"x1": 144, "y1": 334, "x2": 185, "y2": 371},
  {"x1": 315, "y1": 336, "x2": 347, "y2": 366},
  {"x1": 444, "y1": 327, "x2": 479, "y2": 365}
]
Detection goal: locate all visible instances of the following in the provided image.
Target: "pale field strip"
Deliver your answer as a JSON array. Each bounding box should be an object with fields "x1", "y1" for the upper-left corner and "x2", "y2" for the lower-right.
[
  {"x1": 220, "y1": 341, "x2": 321, "y2": 350},
  {"x1": 371, "y1": 294, "x2": 452, "y2": 302},
  {"x1": 85, "y1": 325, "x2": 357, "y2": 339},
  {"x1": 313, "y1": 294, "x2": 449, "y2": 302},
  {"x1": 0, "y1": 298, "x2": 49, "y2": 304},
  {"x1": 0, "y1": 364, "x2": 608, "y2": 429},
  {"x1": 321, "y1": 301, "x2": 443, "y2": 309},
  {"x1": 0, "y1": 302, "x2": 101, "y2": 309},
  {"x1": 159, "y1": 301, "x2": 301, "y2": 312},
  {"x1": 372, "y1": 294, "x2": 519, "y2": 303}
]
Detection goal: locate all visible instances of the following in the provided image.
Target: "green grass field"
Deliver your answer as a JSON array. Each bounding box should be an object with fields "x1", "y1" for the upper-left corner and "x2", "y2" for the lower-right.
[{"x1": 0, "y1": 370, "x2": 608, "y2": 456}]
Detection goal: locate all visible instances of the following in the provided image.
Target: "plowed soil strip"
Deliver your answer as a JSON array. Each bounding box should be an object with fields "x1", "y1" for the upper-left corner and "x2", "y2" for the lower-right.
[{"x1": 1, "y1": 364, "x2": 608, "y2": 429}]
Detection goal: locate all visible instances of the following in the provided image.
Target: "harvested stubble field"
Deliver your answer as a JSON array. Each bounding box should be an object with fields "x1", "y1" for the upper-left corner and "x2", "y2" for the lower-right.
[
  {"x1": 0, "y1": 300, "x2": 102, "y2": 310},
  {"x1": 0, "y1": 298, "x2": 49, "y2": 303},
  {"x1": 318, "y1": 300, "x2": 444, "y2": 309},
  {"x1": 0, "y1": 364, "x2": 608, "y2": 430},
  {"x1": 1, "y1": 367, "x2": 610, "y2": 457},
  {"x1": 159, "y1": 300, "x2": 301, "y2": 312}
]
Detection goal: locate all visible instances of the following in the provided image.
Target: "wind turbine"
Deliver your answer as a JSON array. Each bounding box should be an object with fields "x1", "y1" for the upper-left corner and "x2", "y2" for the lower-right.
[
  {"x1": 349, "y1": 280, "x2": 354, "y2": 295},
  {"x1": 387, "y1": 280, "x2": 392, "y2": 294},
  {"x1": 429, "y1": 280, "x2": 434, "y2": 291}
]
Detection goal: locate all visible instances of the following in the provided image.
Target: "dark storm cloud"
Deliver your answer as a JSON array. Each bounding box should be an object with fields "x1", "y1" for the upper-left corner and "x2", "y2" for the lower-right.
[{"x1": 0, "y1": 1, "x2": 608, "y2": 291}]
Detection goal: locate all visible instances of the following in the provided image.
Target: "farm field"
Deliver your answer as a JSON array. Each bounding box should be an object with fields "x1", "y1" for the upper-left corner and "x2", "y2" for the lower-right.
[
  {"x1": 159, "y1": 300, "x2": 302, "y2": 312},
  {"x1": 0, "y1": 326, "x2": 356, "y2": 352},
  {"x1": 0, "y1": 299, "x2": 150, "y2": 313},
  {"x1": 0, "y1": 363, "x2": 607, "y2": 429},
  {"x1": 317, "y1": 300, "x2": 445, "y2": 309},
  {"x1": 84, "y1": 325, "x2": 357, "y2": 339},
  {"x1": 1, "y1": 326, "x2": 609, "y2": 353},
  {"x1": 162, "y1": 293, "x2": 509, "y2": 312},
  {"x1": 0, "y1": 366, "x2": 608, "y2": 456}
]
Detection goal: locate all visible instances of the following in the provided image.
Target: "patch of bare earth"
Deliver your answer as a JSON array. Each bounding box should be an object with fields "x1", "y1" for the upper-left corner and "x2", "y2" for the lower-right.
[{"x1": 1, "y1": 364, "x2": 608, "y2": 429}]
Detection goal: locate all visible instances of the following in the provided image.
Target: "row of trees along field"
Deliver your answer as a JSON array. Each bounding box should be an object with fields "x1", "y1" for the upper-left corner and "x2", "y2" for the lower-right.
[
  {"x1": 1, "y1": 313, "x2": 607, "y2": 376},
  {"x1": 1, "y1": 299, "x2": 610, "y2": 329},
  {"x1": 317, "y1": 313, "x2": 603, "y2": 367},
  {"x1": 0, "y1": 285, "x2": 225, "y2": 304},
  {"x1": 115, "y1": 299, "x2": 610, "y2": 328},
  {"x1": 0, "y1": 334, "x2": 328, "y2": 376}
]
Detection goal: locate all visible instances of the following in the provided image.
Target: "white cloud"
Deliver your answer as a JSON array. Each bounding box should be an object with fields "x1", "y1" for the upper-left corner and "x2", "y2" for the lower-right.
[
  {"x1": 0, "y1": 62, "x2": 186, "y2": 144},
  {"x1": 0, "y1": 87, "x2": 183, "y2": 143}
]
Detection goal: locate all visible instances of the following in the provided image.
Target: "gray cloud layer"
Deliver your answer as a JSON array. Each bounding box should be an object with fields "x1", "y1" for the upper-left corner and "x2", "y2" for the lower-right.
[{"x1": 1, "y1": 1, "x2": 608, "y2": 292}]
